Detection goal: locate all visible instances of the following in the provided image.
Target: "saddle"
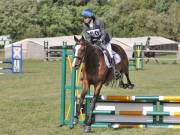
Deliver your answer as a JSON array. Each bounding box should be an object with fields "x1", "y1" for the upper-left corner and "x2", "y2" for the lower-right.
[
  {"x1": 95, "y1": 45, "x2": 113, "y2": 68},
  {"x1": 102, "y1": 47, "x2": 121, "y2": 68},
  {"x1": 94, "y1": 44, "x2": 121, "y2": 69},
  {"x1": 103, "y1": 49, "x2": 113, "y2": 65}
]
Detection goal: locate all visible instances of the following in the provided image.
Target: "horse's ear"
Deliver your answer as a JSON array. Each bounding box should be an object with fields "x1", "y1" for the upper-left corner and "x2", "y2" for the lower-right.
[
  {"x1": 74, "y1": 35, "x2": 79, "y2": 43},
  {"x1": 81, "y1": 36, "x2": 85, "y2": 41}
]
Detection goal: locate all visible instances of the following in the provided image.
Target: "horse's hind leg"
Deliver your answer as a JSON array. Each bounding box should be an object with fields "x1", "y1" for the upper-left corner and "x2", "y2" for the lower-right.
[
  {"x1": 118, "y1": 74, "x2": 126, "y2": 88},
  {"x1": 125, "y1": 72, "x2": 134, "y2": 89}
]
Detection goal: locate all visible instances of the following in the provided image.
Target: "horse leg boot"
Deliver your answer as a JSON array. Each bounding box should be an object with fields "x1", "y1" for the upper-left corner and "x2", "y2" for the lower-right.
[
  {"x1": 74, "y1": 94, "x2": 85, "y2": 124},
  {"x1": 84, "y1": 84, "x2": 102, "y2": 133},
  {"x1": 74, "y1": 80, "x2": 89, "y2": 124},
  {"x1": 84, "y1": 96, "x2": 97, "y2": 133}
]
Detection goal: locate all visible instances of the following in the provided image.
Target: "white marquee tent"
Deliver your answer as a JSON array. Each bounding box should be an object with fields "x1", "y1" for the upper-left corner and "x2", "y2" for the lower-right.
[{"x1": 4, "y1": 36, "x2": 179, "y2": 59}]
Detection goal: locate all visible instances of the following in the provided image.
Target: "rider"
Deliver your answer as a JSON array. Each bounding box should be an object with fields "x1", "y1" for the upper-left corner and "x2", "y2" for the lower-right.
[{"x1": 80, "y1": 8, "x2": 119, "y2": 78}]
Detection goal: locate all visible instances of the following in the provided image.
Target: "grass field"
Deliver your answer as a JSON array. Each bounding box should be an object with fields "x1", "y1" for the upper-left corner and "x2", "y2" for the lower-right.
[
  {"x1": 0, "y1": 51, "x2": 4, "y2": 58},
  {"x1": 1, "y1": 60, "x2": 180, "y2": 135}
]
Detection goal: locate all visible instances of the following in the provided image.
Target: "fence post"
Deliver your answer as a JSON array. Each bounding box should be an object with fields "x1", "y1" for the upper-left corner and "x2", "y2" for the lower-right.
[
  {"x1": 177, "y1": 44, "x2": 180, "y2": 64},
  {"x1": 69, "y1": 43, "x2": 76, "y2": 129},
  {"x1": 60, "y1": 41, "x2": 67, "y2": 126},
  {"x1": 44, "y1": 41, "x2": 49, "y2": 61}
]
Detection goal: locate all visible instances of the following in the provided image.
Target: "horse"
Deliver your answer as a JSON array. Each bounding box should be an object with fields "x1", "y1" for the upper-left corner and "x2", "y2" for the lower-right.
[
  {"x1": 144, "y1": 47, "x2": 159, "y2": 64},
  {"x1": 144, "y1": 37, "x2": 159, "y2": 64},
  {"x1": 72, "y1": 35, "x2": 134, "y2": 132}
]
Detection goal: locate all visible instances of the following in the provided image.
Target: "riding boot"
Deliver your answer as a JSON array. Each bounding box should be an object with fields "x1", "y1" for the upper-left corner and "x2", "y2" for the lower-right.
[{"x1": 111, "y1": 58, "x2": 120, "y2": 79}]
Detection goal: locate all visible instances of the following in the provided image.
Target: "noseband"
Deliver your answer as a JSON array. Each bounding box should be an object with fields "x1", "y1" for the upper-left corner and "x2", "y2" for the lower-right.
[
  {"x1": 74, "y1": 44, "x2": 87, "y2": 66},
  {"x1": 74, "y1": 56, "x2": 83, "y2": 61}
]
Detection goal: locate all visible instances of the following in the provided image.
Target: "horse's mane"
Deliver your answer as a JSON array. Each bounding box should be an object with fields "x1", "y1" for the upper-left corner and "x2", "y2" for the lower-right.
[
  {"x1": 83, "y1": 40, "x2": 103, "y2": 57},
  {"x1": 83, "y1": 41, "x2": 104, "y2": 75}
]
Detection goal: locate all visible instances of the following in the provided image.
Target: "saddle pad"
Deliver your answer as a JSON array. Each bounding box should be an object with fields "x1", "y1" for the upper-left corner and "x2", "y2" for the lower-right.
[{"x1": 103, "y1": 50, "x2": 121, "y2": 68}]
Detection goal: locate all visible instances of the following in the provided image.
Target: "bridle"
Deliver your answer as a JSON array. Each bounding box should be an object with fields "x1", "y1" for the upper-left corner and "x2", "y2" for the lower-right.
[
  {"x1": 73, "y1": 43, "x2": 88, "y2": 66},
  {"x1": 74, "y1": 56, "x2": 83, "y2": 61}
]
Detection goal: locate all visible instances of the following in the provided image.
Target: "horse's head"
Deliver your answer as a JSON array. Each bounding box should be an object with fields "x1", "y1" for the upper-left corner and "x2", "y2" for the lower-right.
[{"x1": 72, "y1": 35, "x2": 87, "y2": 69}]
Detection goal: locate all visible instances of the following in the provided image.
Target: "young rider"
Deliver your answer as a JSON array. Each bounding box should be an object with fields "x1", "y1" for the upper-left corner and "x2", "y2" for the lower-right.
[{"x1": 80, "y1": 8, "x2": 119, "y2": 78}]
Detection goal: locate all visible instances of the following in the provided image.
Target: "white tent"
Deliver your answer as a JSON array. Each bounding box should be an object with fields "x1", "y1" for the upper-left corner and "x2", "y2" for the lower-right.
[
  {"x1": 4, "y1": 36, "x2": 78, "y2": 59},
  {"x1": 4, "y1": 36, "x2": 179, "y2": 59}
]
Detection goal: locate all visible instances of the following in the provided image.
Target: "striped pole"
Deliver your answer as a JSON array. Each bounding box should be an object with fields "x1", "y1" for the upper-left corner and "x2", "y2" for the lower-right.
[
  {"x1": 86, "y1": 95, "x2": 133, "y2": 102},
  {"x1": 112, "y1": 124, "x2": 180, "y2": 129},
  {"x1": 0, "y1": 67, "x2": 13, "y2": 70},
  {"x1": 86, "y1": 95, "x2": 180, "y2": 102},
  {"x1": 136, "y1": 46, "x2": 140, "y2": 69},
  {"x1": 159, "y1": 96, "x2": 180, "y2": 102},
  {"x1": 112, "y1": 124, "x2": 144, "y2": 129},
  {"x1": 93, "y1": 110, "x2": 180, "y2": 116},
  {"x1": 89, "y1": 95, "x2": 180, "y2": 129}
]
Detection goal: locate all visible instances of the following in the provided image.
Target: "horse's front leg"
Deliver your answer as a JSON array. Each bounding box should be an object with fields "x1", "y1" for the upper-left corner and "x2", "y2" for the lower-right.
[
  {"x1": 84, "y1": 83, "x2": 103, "y2": 133},
  {"x1": 74, "y1": 79, "x2": 89, "y2": 124}
]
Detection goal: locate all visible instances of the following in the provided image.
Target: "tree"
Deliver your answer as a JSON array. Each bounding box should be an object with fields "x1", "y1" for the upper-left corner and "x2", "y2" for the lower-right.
[
  {"x1": 167, "y1": 2, "x2": 180, "y2": 40},
  {"x1": 0, "y1": 0, "x2": 179, "y2": 42}
]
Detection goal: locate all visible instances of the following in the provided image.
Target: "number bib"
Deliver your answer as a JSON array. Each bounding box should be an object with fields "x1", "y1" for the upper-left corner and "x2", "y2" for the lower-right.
[{"x1": 87, "y1": 29, "x2": 101, "y2": 38}]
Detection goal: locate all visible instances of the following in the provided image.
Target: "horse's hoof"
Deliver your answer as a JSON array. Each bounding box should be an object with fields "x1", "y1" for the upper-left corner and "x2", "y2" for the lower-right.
[
  {"x1": 73, "y1": 117, "x2": 79, "y2": 125},
  {"x1": 119, "y1": 84, "x2": 124, "y2": 88},
  {"x1": 128, "y1": 84, "x2": 134, "y2": 89},
  {"x1": 104, "y1": 82, "x2": 109, "y2": 86},
  {"x1": 123, "y1": 84, "x2": 128, "y2": 89},
  {"x1": 84, "y1": 125, "x2": 91, "y2": 133}
]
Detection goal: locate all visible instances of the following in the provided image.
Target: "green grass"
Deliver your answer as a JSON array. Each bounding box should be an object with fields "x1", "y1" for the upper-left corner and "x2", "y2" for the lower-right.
[
  {"x1": 0, "y1": 51, "x2": 4, "y2": 58},
  {"x1": 0, "y1": 60, "x2": 180, "y2": 135}
]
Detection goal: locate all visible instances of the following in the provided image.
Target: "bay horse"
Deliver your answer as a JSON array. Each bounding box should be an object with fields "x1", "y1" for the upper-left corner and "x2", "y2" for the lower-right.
[{"x1": 72, "y1": 35, "x2": 134, "y2": 132}]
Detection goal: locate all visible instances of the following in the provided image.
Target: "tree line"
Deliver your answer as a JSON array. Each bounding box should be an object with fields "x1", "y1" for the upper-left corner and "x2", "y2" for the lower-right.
[{"x1": 0, "y1": 0, "x2": 180, "y2": 42}]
